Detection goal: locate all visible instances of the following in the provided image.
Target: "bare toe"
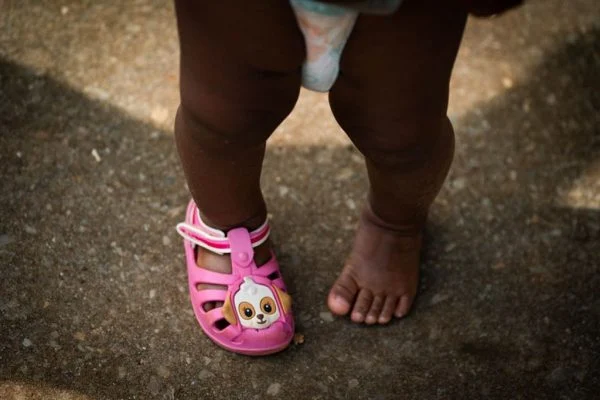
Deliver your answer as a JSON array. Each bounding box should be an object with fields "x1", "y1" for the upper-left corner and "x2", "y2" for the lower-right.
[
  {"x1": 378, "y1": 296, "x2": 399, "y2": 324},
  {"x1": 327, "y1": 270, "x2": 359, "y2": 316},
  {"x1": 395, "y1": 295, "x2": 413, "y2": 318},
  {"x1": 365, "y1": 295, "x2": 385, "y2": 325},
  {"x1": 351, "y1": 289, "x2": 374, "y2": 323}
]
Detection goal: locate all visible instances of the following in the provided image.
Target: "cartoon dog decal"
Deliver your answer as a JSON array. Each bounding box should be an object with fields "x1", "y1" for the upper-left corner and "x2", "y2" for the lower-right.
[{"x1": 222, "y1": 277, "x2": 292, "y2": 329}]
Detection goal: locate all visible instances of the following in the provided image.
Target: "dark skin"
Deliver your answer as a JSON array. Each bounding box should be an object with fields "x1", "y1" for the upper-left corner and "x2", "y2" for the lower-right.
[
  {"x1": 174, "y1": 0, "x2": 520, "y2": 324},
  {"x1": 326, "y1": 0, "x2": 465, "y2": 322}
]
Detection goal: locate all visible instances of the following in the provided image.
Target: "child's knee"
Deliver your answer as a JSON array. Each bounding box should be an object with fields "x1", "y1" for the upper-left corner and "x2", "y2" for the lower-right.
[
  {"x1": 331, "y1": 95, "x2": 452, "y2": 169},
  {"x1": 177, "y1": 75, "x2": 300, "y2": 148},
  {"x1": 363, "y1": 122, "x2": 451, "y2": 170}
]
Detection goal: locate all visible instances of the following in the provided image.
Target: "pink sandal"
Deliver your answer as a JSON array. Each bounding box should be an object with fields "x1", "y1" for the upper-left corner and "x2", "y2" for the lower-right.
[{"x1": 176, "y1": 200, "x2": 294, "y2": 355}]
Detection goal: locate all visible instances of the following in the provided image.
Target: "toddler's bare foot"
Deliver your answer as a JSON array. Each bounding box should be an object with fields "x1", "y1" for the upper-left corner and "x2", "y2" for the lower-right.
[{"x1": 327, "y1": 205, "x2": 421, "y2": 324}]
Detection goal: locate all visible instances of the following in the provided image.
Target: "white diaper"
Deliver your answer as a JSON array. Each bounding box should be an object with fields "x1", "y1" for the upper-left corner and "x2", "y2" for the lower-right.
[{"x1": 290, "y1": 0, "x2": 402, "y2": 92}]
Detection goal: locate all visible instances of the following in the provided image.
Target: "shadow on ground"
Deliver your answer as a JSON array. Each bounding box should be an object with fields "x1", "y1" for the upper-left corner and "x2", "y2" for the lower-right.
[{"x1": 0, "y1": 27, "x2": 598, "y2": 400}]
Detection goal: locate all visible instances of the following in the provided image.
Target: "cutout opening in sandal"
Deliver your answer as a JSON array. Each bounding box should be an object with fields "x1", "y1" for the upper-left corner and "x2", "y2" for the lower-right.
[
  {"x1": 201, "y1": 300, "x2": 226, "y2": 313},
  {"x1": 213, "y1": 318, "x2": 230, "y2": 331},
  {"x1": 266, "y1": 271, "x2": 280, "y2": 281},
  {"x1": 196, "y1": 283, "x2": 228, "y2": 312},
  {"x1": 196, "y1": 283, "x2": 228, "y2": 292},
  {"x1": 193, "y1": 246, "x2": 233, "y2": 270}
]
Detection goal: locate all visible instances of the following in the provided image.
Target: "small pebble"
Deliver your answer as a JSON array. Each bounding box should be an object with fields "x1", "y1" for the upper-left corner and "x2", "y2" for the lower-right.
[
  {"x1": 335, "y1": 168, "x2": 353, "y2": 181},
  {"x1": 162, "y1": 235, "x2": 171, "y2": 246},
  {"x1": 293, "y1": 333, "x2": 305, "y2": 345},
  {"x1": 198, "y1": 369, "x2": 214, "y2": 380},
  {"x1": 278, "y1": 185, "x2": 289, "y2": 197},
  {"x1": 336, "y1": 353, "x2": 348, "y2": 362},
  {"x1": 167, "y1": 205, "x2": 185, "y2": 218},
  {"x1": 24, "y1": 225, "x2": 37, "y2": 235},
  {"x1": 85, "y1": 86, "x2": 110, "y2": 100},
  {"x1": 492, "y1": 262, "x2": 506, "y2": 270},
  {"x1": 348, "y1": 379, "x2": 359, "y2": 389},
  {"x1": 149, "y1": 289, "x2": 156, "y2": 299},
  {"x1": 550, "y1": 229, "x2": 562, "y2": 237},
  {"x1": 452, "y1": 178, "x2": 466, "y2": 190},
  {"x1": 350, "y1": 154, "x2": 363, "y2": 164},
  {"x1": 430, "y1": 293, "x2": 450, "y2": 305},
  {"x1": 319, "y1": 311, "x2": 335, "y2": 323},
  {"x1": 345, "y1": 199, "x2": 356, "y2": 210},
  {"x1": 22, "y1": 338, "x2": 33, "y2": 348},
  {"x1": 48, "y1": 340, "x2": 61, "y2": 350},
  {"x1": 316, "y1": 382, "x2": 329, "y2": 392},
  {"x1": 91, "y1": 149, "x2": 101, "y2": 162},
  {"x1": 156, "y1": 365, "x2": 170, "y2": 379},
  {"x1": 267, "y1": 383, "x2": 281, "y2": 396}
]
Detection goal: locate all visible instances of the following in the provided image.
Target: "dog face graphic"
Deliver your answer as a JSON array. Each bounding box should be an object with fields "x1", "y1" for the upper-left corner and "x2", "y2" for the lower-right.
[
  {"x1": 233, "y1": 277, "x2": 281, "y2": 329},
  {"x1": 222, "y1": 277, "x2": 291, "y2": 330}
]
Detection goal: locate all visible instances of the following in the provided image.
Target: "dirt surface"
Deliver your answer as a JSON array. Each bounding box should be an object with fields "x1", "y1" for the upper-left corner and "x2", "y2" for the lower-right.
[{"x1": 1, "y1": 1, "x2": 599, "y2": 399}]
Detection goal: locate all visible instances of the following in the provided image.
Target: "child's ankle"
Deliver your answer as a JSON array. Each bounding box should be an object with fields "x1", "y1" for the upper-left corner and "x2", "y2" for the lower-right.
[
  {"x1": 363, "y1": 200, "x2": 425, "y2": 236},
  {"x1": 199, "y1": 209, "x2": 268, "y2": 233}
]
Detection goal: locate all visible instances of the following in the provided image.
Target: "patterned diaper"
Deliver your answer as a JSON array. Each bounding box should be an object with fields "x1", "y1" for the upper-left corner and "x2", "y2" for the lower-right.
[{"x1": 290, "y1": 0, "x2": 402, "y2": 92}]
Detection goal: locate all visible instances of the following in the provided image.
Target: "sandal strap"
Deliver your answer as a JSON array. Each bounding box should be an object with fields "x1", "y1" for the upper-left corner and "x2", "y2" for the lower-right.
[
  {"x1": 176, "y1": 208, "x2": 270, "y2": 255},
  {"x1": 195, "y1": 289, "x2": 228, "y2": 305},
  {"x1": 188, "y1": 266, "x2": 238, "y2": 287}
]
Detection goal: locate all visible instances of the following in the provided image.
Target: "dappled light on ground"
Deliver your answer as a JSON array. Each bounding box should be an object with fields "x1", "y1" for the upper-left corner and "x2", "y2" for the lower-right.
[{"x1": 1, "y1": 1, "x2": 598, "y2": 399}]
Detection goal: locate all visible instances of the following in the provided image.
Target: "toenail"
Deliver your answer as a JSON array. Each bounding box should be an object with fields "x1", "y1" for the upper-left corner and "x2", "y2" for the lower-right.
[{"x1": 332, "y1": 295, "x2": 348, "y2": 306}]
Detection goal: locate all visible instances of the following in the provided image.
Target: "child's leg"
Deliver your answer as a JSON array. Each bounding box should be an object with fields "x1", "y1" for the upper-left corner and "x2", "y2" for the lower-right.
[
  {"x1": 327, "y1": 0, "x2": 467, "y2": 324},
  {"x1": 174, "y1": 1, "x2": 303, "y2": 297},
  {"x1": 175, "y1": 0, "x2": 303, "y2": 228}
]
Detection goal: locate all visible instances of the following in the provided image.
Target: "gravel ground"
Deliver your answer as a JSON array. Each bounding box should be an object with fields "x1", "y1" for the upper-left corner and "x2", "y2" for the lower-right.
[{"x1": 1, "y1": 1, "x2": 599, "y2": 399}]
